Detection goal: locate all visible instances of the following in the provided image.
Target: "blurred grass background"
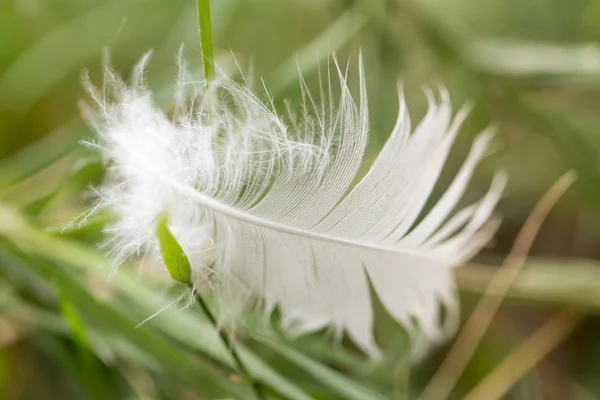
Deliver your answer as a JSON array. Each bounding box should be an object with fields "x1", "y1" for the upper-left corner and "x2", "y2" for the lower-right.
[{"x1": 2, "y1": 0, "x2": 600, "y2": 399}]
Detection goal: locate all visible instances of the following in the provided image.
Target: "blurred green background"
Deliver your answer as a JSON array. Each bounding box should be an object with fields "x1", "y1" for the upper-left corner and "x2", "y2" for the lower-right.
[{"x1": 2, "y1": 0, "x2": 600, "y2": 399}]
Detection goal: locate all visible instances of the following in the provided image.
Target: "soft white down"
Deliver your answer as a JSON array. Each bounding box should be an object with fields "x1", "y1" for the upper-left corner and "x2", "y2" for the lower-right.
[{"x1": 81, "y1": 52, "x2": 506, "y2": 357}]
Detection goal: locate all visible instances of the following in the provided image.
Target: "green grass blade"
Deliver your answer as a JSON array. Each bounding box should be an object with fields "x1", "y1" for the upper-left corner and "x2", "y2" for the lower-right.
[
  {"x1": 257, "y1": 337, "x2": 388, "y2": 400},
  {"x1": 197, "y1": 0, "x2": 215, "y2": 80},
  {"x1": 58, "y1": 289, "x2": 94, "y2": 366}
]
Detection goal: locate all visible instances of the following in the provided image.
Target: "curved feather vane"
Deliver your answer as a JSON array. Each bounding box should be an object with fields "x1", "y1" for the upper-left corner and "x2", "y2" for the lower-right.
[{"x1": 81, "y1": 53, "x2": 506, "y2": 356}]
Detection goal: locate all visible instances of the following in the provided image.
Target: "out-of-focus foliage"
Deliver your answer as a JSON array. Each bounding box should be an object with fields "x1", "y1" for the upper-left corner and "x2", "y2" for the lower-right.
[{"x1": 1, "y1": 0, "x2": 600, "y2": 399}]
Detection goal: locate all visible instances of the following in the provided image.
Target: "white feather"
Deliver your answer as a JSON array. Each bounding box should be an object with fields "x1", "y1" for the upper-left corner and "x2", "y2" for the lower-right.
[{"x1": 81, "y1": 52, "x2": 506, "y2": 357}]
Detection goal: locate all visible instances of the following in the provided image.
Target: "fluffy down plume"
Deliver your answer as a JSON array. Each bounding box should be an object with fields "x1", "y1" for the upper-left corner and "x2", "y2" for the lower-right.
[{"x1": 80, "y1": 52, "x2": 506, "y2": 357}]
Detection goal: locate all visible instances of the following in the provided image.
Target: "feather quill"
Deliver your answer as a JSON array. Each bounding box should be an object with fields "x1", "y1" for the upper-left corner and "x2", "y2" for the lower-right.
[{"x1": 81, "y1": 53, "x2": 506, "y2": 357}]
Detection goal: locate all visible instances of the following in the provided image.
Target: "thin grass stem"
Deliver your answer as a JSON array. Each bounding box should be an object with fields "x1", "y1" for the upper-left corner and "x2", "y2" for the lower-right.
[
  {"x1": 196, "y1": 0, "x2": 215, "y2": 80},
  {"x1": 190, "y1": 286, "x2": 267, "y2": 400}
]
